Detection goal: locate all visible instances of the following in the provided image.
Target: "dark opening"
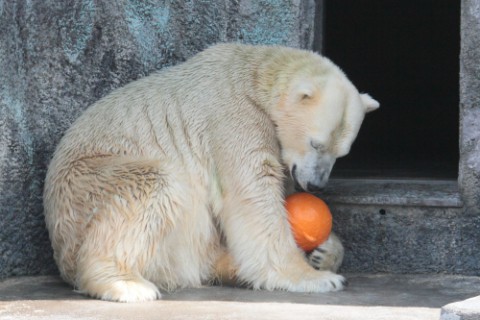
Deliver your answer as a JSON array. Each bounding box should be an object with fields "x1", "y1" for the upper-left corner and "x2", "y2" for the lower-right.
[{"x1": 320, "y1": 0, "x2": 460, "y2": 179}]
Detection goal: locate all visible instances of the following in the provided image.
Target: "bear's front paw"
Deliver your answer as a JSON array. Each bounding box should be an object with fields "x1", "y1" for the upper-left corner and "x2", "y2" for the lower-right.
[
  {"x1": 307, "y1": 232, "x2": 344, "y2": 272},
  {"x1": 260, "y1": 264, "x2": 346, "y2": 293},
  {"x1": 310, "y1": 271, "x2": 347, "y2": 292},
  {"x1": 287, "y1": 270, "x2": 347, "y2": 293}
]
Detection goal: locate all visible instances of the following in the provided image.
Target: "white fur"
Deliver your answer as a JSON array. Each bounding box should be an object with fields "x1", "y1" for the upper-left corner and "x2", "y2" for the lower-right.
[{"x1": 43, "y1": 43, "x2": 378, "y2": 302}]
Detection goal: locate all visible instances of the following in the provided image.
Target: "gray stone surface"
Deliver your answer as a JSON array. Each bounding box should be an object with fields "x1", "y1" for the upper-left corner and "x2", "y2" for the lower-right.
[
  {"x1": 0, "y1": 0, "x2": 315, "y2": 279},
  {"x1": 319, "y1": 179, "x2": 463, "y2": 207},
  {"x1": 329, "y1": 204, "x2": 480, "y2": 275},
  {"x1": 459, "y1": 0, "x2": 480, "y2": 213},
  {"x1": 441, "y1": 296, "x2": 480, "y2": 320},
  {"x1": 1, "y1": 274, "x2": 480, "y2": 320}
]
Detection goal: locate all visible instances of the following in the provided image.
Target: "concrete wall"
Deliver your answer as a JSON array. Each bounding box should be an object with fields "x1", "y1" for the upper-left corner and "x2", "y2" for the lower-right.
[
  {"x1": 332, "y1": 204, "x2": 480, "y2": 275},
  {"x1": 0, "y1": 0, "x2": 315, "y2": 278},
  {"x1": 459, "y1": 0, "x2": 480, "y2": 214}
]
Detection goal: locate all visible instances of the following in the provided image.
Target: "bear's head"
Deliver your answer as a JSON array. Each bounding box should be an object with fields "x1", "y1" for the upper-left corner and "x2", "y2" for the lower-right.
[{"x1": 271, "y1": 59, "x2": 379, "y2": 192}]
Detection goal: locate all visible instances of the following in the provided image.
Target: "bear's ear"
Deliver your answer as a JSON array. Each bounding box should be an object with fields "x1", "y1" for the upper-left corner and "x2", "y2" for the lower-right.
[{"x1": 360, "y1": 93, "x2": 380, "y2": 113}]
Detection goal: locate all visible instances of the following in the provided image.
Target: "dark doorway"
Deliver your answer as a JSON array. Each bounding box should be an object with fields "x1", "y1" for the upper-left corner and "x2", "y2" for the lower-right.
[{"x1": 320, "y1": 0, "x2": 460, "y2": 179}]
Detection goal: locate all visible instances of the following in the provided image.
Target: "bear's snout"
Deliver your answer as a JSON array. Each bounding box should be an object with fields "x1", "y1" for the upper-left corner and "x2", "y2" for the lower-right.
[
  {"x1": 291, "y1": 153, "x2": 335, "y2": 192},
  {"x1": 291, "y1": 163, "x2": 330, "y2": 192}
]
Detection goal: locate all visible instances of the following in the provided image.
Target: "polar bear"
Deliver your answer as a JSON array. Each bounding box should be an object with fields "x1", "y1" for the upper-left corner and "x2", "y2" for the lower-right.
[{"x1": 43, "y1": 43, "x2": 379, "y2": 302}]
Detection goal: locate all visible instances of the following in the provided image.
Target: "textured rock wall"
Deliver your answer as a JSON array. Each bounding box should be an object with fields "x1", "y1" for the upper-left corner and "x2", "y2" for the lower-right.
[
  {"x1": 459, "y1": 0, "x2": 480, "y2": 213},
  {"x1": 332, "y1": 205, "x2": 480, "y2": 275},
  {"x1": 0, "y1": 0, "x2": 315, "y2": 278}
]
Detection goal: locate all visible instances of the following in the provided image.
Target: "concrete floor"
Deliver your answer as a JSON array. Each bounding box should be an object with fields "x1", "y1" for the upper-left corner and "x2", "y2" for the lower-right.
[{"x1": 0, "y1": 274, "x2": 479, "y2": 320}]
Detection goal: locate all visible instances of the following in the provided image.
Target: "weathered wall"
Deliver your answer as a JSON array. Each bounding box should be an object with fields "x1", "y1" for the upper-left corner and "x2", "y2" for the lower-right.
[
  {"x1": 459, "y1": 0, "x2": 480, "y2": 214},
  {"x1": 0, "y1": 0, "x2": 316, "y2": 278},
  {"x1": 332, "y1": 205, "x2": 480, "y2": 275}
]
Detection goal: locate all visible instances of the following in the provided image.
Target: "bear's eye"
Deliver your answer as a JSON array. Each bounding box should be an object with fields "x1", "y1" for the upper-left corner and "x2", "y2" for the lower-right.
[{"x1": 310, "y1": 140, "x2": 326, "y2": 152}]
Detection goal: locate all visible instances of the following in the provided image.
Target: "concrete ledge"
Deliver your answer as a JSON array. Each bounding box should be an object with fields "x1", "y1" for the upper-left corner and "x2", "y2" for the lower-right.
[
  {"x1": 1, "y1": 274, "x2": 479, "y2": 320},
  {"x1": 319, "y1": 179, "x2": 463, "y2": 207}
]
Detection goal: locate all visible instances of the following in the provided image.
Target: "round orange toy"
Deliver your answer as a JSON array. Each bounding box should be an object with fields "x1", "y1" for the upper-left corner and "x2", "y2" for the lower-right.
[{"x1": 285, "y1": 192, "x2": 332, "y2": 252}]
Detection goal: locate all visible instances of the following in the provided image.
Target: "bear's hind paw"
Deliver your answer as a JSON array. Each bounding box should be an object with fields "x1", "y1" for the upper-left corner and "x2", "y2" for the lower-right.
[{"x1": 90, "y1": 279, "x2": 161, "y2": 303}]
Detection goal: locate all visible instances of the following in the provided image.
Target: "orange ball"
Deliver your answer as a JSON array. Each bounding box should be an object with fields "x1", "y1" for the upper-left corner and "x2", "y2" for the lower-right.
[{"x1": 285, "y1": 192, "x2": 332, "y2": 252}]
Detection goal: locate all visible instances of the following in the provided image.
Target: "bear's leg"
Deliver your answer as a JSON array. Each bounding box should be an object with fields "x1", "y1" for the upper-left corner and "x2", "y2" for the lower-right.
[
  {"x1": 218, "y1": 160, "x2": 346, "y2": 292},
  {"x1": 220, "y1": 203, "x2": 347, "y2": 292},
  {"x1": 307, "y1": 232, "x2": 344, "y2": 273},
  {"x1": 75, "y1": 209, "x2": 163, "y2": 302},
  {"x1": 76, "y1": 257, "x2": 161, "y2": 302},
  {"x1": 211, "y1": 235, "x2": 345, "y2": 288},
  {"x1": 66, "y1": 157, "x2": 186, "y2": 302}
]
